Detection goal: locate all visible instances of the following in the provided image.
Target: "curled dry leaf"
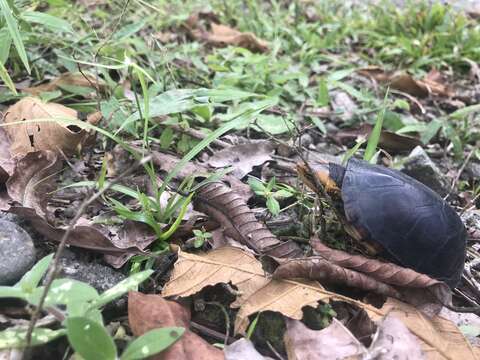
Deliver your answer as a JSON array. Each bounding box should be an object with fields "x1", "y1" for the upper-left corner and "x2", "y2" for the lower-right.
[
  {"x1": 284, "y1": 318, "x2": 367, "y2": 360},
  {"x1": 194, "y1": 182, "x2": 302, "y2": 258},
  {"x1": 23, "y1": 72, "x2": 104, "y2": 97},
  {"x1": 4, "y1": 97, "x2": 87, "y2": 156},
  {"x1": 332, "y1": 123, "x2": 422, "y2": 154},
  {"x1": 187, "y1": 13, "x2": 269, "y2": 53},
  {"x1": 162, "y1": 246, "x2": 270, "y2": 307},
  {"x1": 0, "y1": 127, "x2": 14, "y2": 183},
  {"x1": 208, "y1": 141, "x2": 275, "y2": 179},
  {"x1": 358, "y1": 67, "x2": 454, "y2": 98},
  {"x1": 6, "y1": 150, "x2": 61, "y2": 219},
  {"x1": 311, "y1": 240, "x2": 451, "y2": 306},
  {"x1": 273, "y1": 256, "x2": 402, "y2": 299},
  {"x1": 376, "y1": 298, "x2": 478, "y2": 360},
  {"x1": 128, "y1": 292, "x2": 224, "y2": 360}
]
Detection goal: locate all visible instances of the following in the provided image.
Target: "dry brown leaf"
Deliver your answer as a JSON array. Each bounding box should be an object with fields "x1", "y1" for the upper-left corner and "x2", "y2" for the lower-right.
[
  {"x1": 235, "y1": 278, "x2": 384, "y2": 334},
  {"x1": 374, "y1": 298, "x2": 478, "y2": 360},
  {"x1": 128, "y1": 292, "x2": 224, "y2": 360},
  {"x1": 3, "y1": 97, "x2": 87, "y2": 155},
  {"x1": 332, "y1": 123, "x2": 422, "y2": 153},
  {"x1": 195, "y1": 182, "x2": 302, "y2": 258},
  {"x1": 23, "y1": 73, "x2": 103, "y2": 97},
  {"x1": 162, "y1": 246, "x2": 270, "y2": 307},
  {"x1": 358, "y1": 68, "x2": 454, "y2": 98},
  {"x1": 9, "y1": 207, "x2": 147, "y2": 267},
  {"x1": 187, "y1": 14, "x2": 269, "y2": 53},
  {"x1": 207, "y1": 141, "x2": 275, "y2": 179},
  {"x1": 0, "y1": 127, "x2": 14, "y2": 183},
  {"x1": 273, "y1": 257, "x2": 402, "y2": 299},
  {"x1": 369, "y1": 313, "x2": 425, "y2": 359},
  {"x1": 284, "y1": 318, "x2": 367, "y2": 360},
  {"x1": 6, "y1": 150, "x2": 61, "y2": 219}
]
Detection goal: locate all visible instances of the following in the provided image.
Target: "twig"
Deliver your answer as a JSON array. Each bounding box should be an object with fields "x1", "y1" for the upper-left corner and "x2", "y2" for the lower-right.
[
  {"x1": 22, "y1": 155, "x2": 151, "y2": 354},
  {"x1": 169, "y1": 124, "x2": 231, "y2": 149},
  {"x1": 190, "y1": 321, "x2": 236, "y2": 344},
  {"x1": 445, "y1": 147, "x2": 476, "y2": 201}
]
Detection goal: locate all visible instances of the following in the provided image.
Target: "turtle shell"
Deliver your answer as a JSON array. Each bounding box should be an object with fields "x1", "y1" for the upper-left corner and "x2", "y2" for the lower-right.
[{"x1": 334, "y1": 158, "x2": 466, "y2": 288}]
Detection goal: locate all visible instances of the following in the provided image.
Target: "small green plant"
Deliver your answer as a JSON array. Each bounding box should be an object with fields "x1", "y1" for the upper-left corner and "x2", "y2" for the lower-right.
[
  {"x1": 0, "y1": 255, "x2": 183, "y2": 359},
  {"x1": 248, "y1": 177, "x2": 295, "y2": 216},
  {"x1": 192, "y1": 228, "x2": 212, "y2": 248}
]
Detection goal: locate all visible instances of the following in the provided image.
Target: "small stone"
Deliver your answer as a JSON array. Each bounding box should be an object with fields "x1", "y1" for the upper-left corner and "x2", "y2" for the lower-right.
[
  {"x1": 0, "y1": 220, "x2": 36, "y2": 285},
  {"x1": 57, "y1": 249, "x2": 127, "y2": 294},
  {"x1": 401, "y1": 146, "x2": 449, "y2": 196},
  {"x1": 331, "y1": 91, "x2": 357, "y2": 121}
]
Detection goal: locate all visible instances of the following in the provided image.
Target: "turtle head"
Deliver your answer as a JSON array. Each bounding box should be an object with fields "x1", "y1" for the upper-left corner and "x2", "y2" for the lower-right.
[{"x1": 296, "y1": 161, "x2": 344, "y2": 194}]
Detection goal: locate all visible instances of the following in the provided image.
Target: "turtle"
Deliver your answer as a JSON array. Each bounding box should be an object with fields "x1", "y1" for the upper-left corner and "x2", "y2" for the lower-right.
[{"x1": 297, "y1": 157, "x2": 467, "y2": 288}]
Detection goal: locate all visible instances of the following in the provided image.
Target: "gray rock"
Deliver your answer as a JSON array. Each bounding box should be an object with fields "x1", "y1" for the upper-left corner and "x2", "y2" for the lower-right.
[
  {"x1": 465, "y1": 161, "x2": 480, "y2": 180},
  {"x1": 57, "y1": 249, "x2": 126, "y2": 294},
  {"x1": 0, "y1": 220, "x2": 36, "y2": 285},
  {"x1": 401, "y1": 146, "x2": 450, "y2": 196}
]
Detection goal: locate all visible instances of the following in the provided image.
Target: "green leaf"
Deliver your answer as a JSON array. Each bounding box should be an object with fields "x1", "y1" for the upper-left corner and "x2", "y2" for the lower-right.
[
  {"x1": 89, "y1": 270, "x2": 153, "y2": 310},
  {"x1": 364, "y1": 90, "x2": 389, "y2": 162},
  {"x1": 16, "y1": 253, "x2": 54, "y2": 293},
  {"x1": 266, "y1": 196, "x2": 280, "y2": 216},
  {"x1": 0, "y1": 286, "x2": 26, "y2": 300},
  {"x1": 273, "y1": 189, "x2": 293, "y2": 199},
  {"x1": 255, "y1": 114, "x2": 294, "y2": 135},
  {"x1": 309, "y1": 117, "x2": 327, "y2": 135},
  {"x1": 317, "y1": 78, "x2": 330, "y2": 107},
  {"x1": 21, "y1": 11, "x2": 74, "y2": 33},
  {"x1": 0, "y1": 328, "x2": 66, "y2": 349},
  {"x1": 66, "y1": 317, "x2": 117, "y2": 360},
  {"x1": 0, "y1": 61, "x2": 16, "y2": 94},
  {"x1": 0, "y1": 27, "x2": 12, "y2": 64},
  {"x1": 29, "y1": 279, "x2": 99, "y2": 307},
  {"x1": 0, "y1": 0, "x2": 30, "y2": 73},
  {"x1": 121, "y1": 327, "x2": 184, "y2": 360},
  {"x1": 342, "y1": 138, "x2": 366, "y2": 165},
  {"x1": 159, "y1": 97, "x2": 277, "y2": 193},
  {"x1": 450, "y1": 103, "x2": 480, "y2": 120},
  {"x1": 248, "y1": 177, "x2": 266, "y2": 193}
]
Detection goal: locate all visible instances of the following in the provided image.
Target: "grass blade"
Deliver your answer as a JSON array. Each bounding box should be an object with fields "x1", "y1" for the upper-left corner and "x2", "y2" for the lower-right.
[{"x1": 364, "y1": 89, "x2": 389, "y2": 162}]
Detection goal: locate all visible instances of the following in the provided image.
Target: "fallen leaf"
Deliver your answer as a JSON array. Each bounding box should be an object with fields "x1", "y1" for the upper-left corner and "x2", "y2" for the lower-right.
[
  {"x1": 194, "y1": 182, "x2": 302, "y2": 258},
  {"x1": 332, "y1": 123, "x2": 422, "y2": 153},
  {"x1": 235, "y1": 278, "x2": 383, "y2": 334},
  {"x1": 23, "y1": 73, "x2": 103, "y2": 97},
  {"x1": 162, "y1": 246, "x2": 270, "y2": 307},
  {"x1": 358, "y1": 68, "x2": 454, "y2": 98},
  {"x1": 3, "y1": 97, "x2": 87, "y2": 155},
  {"x1": 0, "y1": 127, "x2": 14, "y2": 183},
  {"x1": 208, "y1": 141, "x2": 275, "y2": 179},
  {"x1": 284, "y1": 318, "x2": 367, "y2": 360},
  {"x1": 187, "y1": 13, "x2": 269, "y2": 53},
  {"x1": 369, "y1": 313, "x2": 425, "y2": 360},
  {"x1": 273, "y1": 257, "x2": 402, "y2": 299},
  {"x1": 9, "y1": 207, "x2": 147, "y2": 268},
  {"x1": 225, "y1": 338, "x2": 271, "y2": 360},
  {"x1": 376, "y1": 298, "x2": 478, "y2": 360},
  {"x1": 128, "y1": 292, "x2": 224, "y2": 360}
]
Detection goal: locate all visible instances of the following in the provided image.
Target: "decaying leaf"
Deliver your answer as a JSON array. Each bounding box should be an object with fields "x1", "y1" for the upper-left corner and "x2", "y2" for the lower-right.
[
  {"x1": 0, "y1": 127, "x2": 14, "y2": 183},
  {"x1": 23, "y1": 73, "x2": 104, "y2": 97},
  {"x1": 224, "y1": 338, "x2": 270, "y2": 360},
  {"x1": 9, "y1": 207, "x2": 147, "y2": 268},
  {"x1": 369, "y1": 313, "x2": 425, "y2": 360},
  {"x1": 311, "y1": 240, "x2": 451, "y2": 306},
  {"x1": 284, "y1": 318, "x2": 367, "y2": 360},
  {"x1": 3, "y1": 97, "x2": 87, "y2": 155},
  {"x1": 273, "y1": 257, "x2": 402, "y2": 299},
  {"x1": 234, "y1": 278, "x2": 383, "y2": 334},
  {"x1": 162, "y1": 246, "x2": 270, "y2": 307},
  {"x1": 128, "y1": 292, "x2": 224, "y2": 360},
  {"x1": 194, "y1": 182, "x2": 302, "y2": 258},
  {"x1": 208, "y1": 141, "x2": 275, "y2": 178},
  {"x1": 6, "y1": 150, "x2": 62, "y2": 219},
  {"x1": 376, "y1": 298, "x2": 478, "y2": 360},
  {"x1": 187, "y1": 13, "x2": 269, "y2": 53},
  {"x1": 358, "y1": 67, "x2": 454, "y2": 98},
  {"x1": 332, "y1": 123, "x2": 422, "y2": 153}
]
